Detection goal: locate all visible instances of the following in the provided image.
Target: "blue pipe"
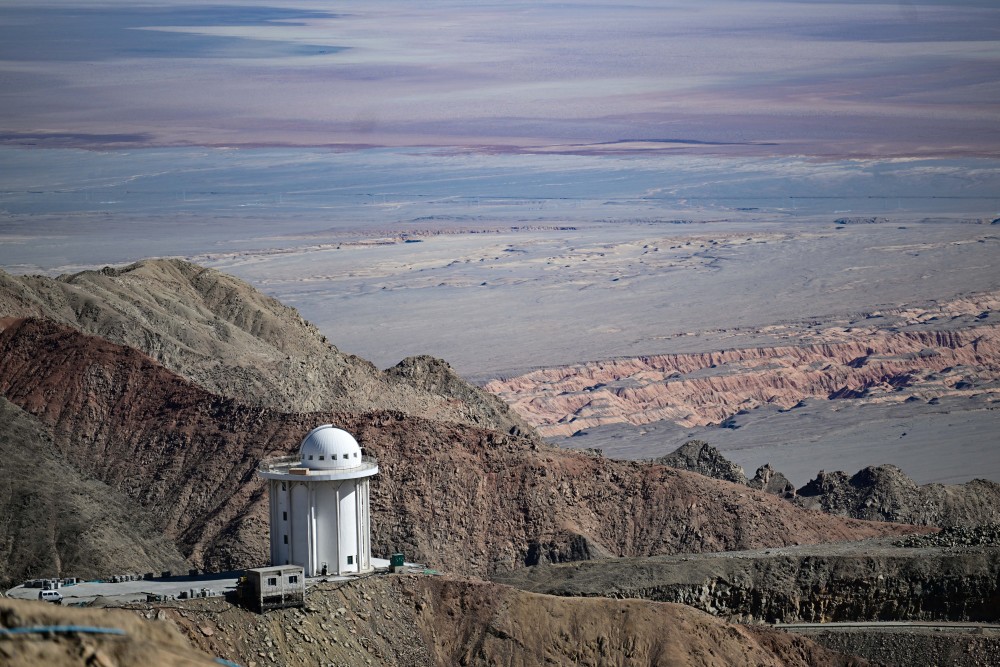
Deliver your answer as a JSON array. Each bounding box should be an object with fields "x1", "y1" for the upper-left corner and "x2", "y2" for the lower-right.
[{"x1": 0, "y1": 625, "x2": 127, "y2": 636}]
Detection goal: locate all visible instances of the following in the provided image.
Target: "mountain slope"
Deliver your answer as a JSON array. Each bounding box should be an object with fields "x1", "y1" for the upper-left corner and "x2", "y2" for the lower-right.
[
  {"x1": 0, "y1": 317, "x2": 918, "y2": 577},
  {"x1": 0, "y1": 397, "x2": 188, "y2": 587},
  {"x1": 3, "y1": 577, "x2": 871, "y2": 667},
  {"x1": 0, "y1": 260, "x2": 529, "y2": 435},
  {"x1": 0, "y1": 598, "x2": 223, "y2": 667}
]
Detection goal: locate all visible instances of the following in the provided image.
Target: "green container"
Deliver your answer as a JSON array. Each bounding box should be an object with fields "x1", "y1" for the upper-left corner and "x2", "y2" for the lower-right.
[{"x1": 390, "y1": 553, "x2": 405, "y2": 568}]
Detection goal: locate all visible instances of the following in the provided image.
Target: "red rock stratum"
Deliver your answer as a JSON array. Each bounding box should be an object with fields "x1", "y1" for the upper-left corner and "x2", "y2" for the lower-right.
[{"x1": 486, "y1": 322, "x2": 1000, "y2": 437}]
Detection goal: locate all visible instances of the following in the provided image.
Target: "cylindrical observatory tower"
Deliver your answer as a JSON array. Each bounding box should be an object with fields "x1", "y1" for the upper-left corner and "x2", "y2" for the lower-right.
[{"x1": 258, "y1": 425, "x2": 378, "y2": 576}]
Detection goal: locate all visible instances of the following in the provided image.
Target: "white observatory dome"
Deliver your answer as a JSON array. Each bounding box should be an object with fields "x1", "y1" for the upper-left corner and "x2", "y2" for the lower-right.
[{"x1": 299, "y1": 425, "x2": 363, "y2": 470}]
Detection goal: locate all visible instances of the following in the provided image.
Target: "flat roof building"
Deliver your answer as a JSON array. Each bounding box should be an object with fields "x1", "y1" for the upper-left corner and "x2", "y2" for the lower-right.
[{"x1": 243, "y1": 565, "x2": 305, "y2": 612}]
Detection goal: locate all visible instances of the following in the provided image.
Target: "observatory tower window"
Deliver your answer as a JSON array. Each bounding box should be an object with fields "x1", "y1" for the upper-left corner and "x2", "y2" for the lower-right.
[
  {"x1": 319, "y1": 455, "x2": 325, "y2": 460},
  {"x1": 282, "y1": 511, "x2": 287, "y2": 521},
  {"x1": 343, "y1": 454, "x2": 349, "y2": 460},
  {"x1": 347, "y1": 556, "x2": 354, "y2": 565},
  {"x1": 283, "y1": 535, "x2": 288, "y2": 544},
  {"x1": 308, "y1": 455, "x2": 314, "y2": 460}
]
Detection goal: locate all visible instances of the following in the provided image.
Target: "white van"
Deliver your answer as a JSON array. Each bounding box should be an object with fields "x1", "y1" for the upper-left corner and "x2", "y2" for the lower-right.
[{"x1": 38, "y1": 589, "x2": 63, "y2": 604}]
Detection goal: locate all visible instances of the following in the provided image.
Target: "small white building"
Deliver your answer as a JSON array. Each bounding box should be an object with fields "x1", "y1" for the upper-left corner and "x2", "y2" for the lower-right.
[{"x1": 258, "y1": 425, "x2": 378, "y2": 576}]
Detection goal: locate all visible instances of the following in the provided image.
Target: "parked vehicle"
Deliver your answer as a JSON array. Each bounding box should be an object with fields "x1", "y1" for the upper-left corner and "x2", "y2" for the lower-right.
[{"x1": 38, "y1": 589, "x2": 63, "y2": 604}]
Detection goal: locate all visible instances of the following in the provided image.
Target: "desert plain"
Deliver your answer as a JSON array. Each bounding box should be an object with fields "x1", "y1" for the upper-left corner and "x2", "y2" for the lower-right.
[
  {"x1": 2, "y1": 147, "x2": 998, "y2": 488},
  {"x1": 1, "y1": 0, "x2": 998, "y2": 487}
]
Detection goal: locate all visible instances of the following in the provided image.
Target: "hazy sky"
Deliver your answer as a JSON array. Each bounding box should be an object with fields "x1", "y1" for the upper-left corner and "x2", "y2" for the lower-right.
[{"x1": 1, "y1": 0, "x2": 998, "y2": 156}]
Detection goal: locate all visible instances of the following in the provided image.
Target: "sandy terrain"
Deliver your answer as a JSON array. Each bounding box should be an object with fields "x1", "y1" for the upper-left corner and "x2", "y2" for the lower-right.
[
  {"x1": 1, "y1": 147, "x2": 997, "y2": 488},
  {"x1": 202, "y1": 220, "x2": 1000, "y2": 375}
]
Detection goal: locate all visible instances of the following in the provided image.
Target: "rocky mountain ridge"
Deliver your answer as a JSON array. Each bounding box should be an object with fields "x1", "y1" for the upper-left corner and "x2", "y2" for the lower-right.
[
  {"x1": 657, "y1": 441, "x2": 1000, "y2": 527},
  {"x1": 0, "y1": 316, "x2": 916, "y2": 584},
  {"x1": 0, "y1": 260, "x2": 529, "y2": 436},
  {"x1": 793, "y1": 465, "x2": 1000, "y2": 527}
]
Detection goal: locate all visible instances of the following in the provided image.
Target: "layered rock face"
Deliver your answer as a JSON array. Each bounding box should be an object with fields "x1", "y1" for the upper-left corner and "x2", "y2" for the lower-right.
[
  {"x1": 803, "y1": 625, "x2": 1000, "y2": 667},
  {"x1": 484, "y1": 293, "x2": 1000, "y2": 437},
  {"x1": 0, "y1": 317, "x2": 914, "y2": 580},
  {"x1": 497, "y1": 540, "x2": 1000, "y2": 624}
]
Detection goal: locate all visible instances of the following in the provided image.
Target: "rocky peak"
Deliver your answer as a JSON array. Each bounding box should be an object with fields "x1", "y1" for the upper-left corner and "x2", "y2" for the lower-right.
[
  {"x1": 386, "y1": 355, "x2": 533, "y2": 436},
  {"x1": 796, "y1": 470, "x2": 852, "y2": 498},
  {"x1": 656, "y1": 440, "x2": 748, "y2": 485}
]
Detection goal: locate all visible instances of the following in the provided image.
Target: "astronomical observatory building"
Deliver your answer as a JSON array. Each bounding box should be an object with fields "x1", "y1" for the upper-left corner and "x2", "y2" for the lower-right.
[{"x1": 257, "y1": 425, "x2": 378, "y2": 577}]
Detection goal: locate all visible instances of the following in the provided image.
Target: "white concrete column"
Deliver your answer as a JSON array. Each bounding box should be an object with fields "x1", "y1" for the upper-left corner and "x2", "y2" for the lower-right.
[
  {"x1": 268, "y1": 480, "x2": 278, "y2": 565},
  {"x1": 308, "y1": 482, "x2": 317, "y2": 576},
  {"x1": 334, "y1": 482, "x2": 342, "y2": 575},
  {"x1": 355, "y1": 479, "x2": 362, "y2": 573}
]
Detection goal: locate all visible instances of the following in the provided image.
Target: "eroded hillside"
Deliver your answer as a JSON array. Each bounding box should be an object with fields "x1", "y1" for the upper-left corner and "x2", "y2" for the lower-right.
[
  {"x1": 0, "y1": 317, "x2": 917, "y2": 580},
  {"x1": 485, "y1": 292, "x2": 1000, "y2": 437}
]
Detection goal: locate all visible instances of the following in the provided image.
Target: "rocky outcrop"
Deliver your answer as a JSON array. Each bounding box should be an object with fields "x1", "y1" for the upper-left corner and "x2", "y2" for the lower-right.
[
  {"x1": 497, "y1": 540, "x2": 1000, "y2": 624},
  {"x1": 386, "y1": 354, "x2": 533, "y2": 435},
  {"x1": 655, "y1": 440, "x2": 748, "y2": 485},
  {"x1": 0, "y1": 318, "x2": 916, "y2": 579},
  {"x1": 0, "y1": 260, "x2": 527, "y2": 435},
  {"x1": 794, "y1": 466, "x2": 1000, "y2": 527},
  {"x1": 749, "y1": 464, "x2": 797, "y2": 498},
  {"x1": 656, "y1": 442, "x2": 795, "y2": 498}
]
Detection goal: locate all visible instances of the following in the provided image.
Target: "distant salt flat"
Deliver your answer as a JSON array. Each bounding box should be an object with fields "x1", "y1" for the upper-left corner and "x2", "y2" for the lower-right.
[{"x1": 1, "y1": 1, "x2": 998, "y2": 154}]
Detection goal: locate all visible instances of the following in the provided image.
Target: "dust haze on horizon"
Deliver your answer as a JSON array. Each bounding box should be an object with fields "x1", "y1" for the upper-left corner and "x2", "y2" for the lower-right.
[{"x1": 1, "y1": 0, "x2": 999, "y2": 156}]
